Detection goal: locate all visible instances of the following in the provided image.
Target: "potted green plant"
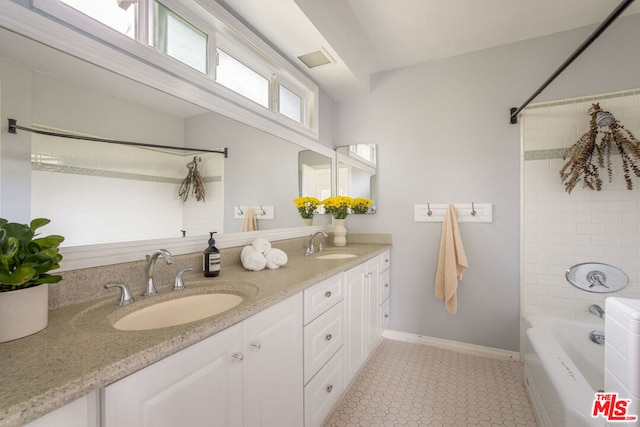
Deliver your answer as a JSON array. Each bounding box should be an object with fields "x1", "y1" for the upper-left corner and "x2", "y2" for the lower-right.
[{"x1": 0, "y1": 218, "x2": 64, "y2": 342}]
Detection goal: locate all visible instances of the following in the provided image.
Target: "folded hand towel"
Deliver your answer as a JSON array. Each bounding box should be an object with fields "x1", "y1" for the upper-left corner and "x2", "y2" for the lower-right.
[
  {"x1": 252, "y1": 238, "x2": 271, "y2": 254},
  {"x1": 241, "y1": 207, "x2": 257, "y2": 232},
  {"x1": 434, "y1": 203, "x2": 468, "y2": 314},
  {"x1": 264, "y1": 248, "x2": 288, "y2": 270},
  {"x1": 241, "y1": 245, "x2": 266, "y2": 271}
]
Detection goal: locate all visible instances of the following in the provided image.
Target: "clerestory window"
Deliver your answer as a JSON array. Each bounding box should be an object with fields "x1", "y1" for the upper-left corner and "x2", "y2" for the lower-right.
[{"x1": 36, "y1": 0, "x2": 318, "y2": 134}]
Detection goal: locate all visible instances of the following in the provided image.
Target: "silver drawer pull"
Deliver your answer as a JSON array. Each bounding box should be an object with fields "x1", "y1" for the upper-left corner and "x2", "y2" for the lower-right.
[
  {"x1": 231, "y1": 352, "x2": 244, "y2": 362},
  {"x1": 325, "y1": 291, "x2": 332, "y2": 298},
  {"x1": 326, "y1": 384, "x2": 333, "y2": 393},
  {"x1": 325, "y1": 334, "x2": 332, "y2": 341},
  {"x1": 384, "y1": 283, "x2": 389, "y2": 288},
  {"x1": 250, "y1": 341, "x2": 261, "y2": 350}
]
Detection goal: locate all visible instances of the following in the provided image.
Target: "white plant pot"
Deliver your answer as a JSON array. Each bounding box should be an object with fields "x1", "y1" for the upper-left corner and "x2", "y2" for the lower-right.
[{"x1": 0, "y1": 284, "x2": 48, "y2": 343}]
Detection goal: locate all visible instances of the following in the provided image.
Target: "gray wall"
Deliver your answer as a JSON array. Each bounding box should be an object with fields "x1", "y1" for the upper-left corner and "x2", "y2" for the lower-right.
[{"x1": 335, "y1": 14, "x2": 640, "y2": 351}]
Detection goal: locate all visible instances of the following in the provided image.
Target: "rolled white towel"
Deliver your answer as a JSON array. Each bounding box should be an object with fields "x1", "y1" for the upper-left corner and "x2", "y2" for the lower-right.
[
  {"x1": 252, "y1": 238, "x2": 272, "y2": 254},
  {"x1": 241, "y1": 245, "x2": 266, "y2": 271},
  {"x1": 264, "y1": 248, "x2": 288, "y2": 270}
]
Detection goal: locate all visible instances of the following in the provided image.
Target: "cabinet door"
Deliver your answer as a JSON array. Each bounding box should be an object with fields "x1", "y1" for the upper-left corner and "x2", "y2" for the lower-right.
[
  {"x1": 343, "y1": 264, "x2": 368, "y2": 386},
  {"x1": 25, "y1": 391, "x2": 98, "y2": 427},
  {"x1": 103, "y1": 324, "x2": 243, "y2": 427},
  {"x1": 242, "y1": 293, "x2": 303, "y2": 427}
]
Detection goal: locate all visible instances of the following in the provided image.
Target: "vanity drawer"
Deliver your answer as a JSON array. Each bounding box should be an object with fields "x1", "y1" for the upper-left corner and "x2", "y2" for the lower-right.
[
  {"x1": 379, "y1": 268, "x2": 390, "y2": 304},
  {"x1": 379, "y1": 250, "x2": 391, "y2": 273},
  {"x1": 379, "y1": 297, "x2": 390, "y2": 331},
  {"x1": 304, "y1": 348, "x2": 344, "y2": 427},
  {"x1": 304, "y1": 301, "x2": 344, "y2": 384},
  {"x1": 304, "y1": 273, "x2": 344, "y2": 325}
]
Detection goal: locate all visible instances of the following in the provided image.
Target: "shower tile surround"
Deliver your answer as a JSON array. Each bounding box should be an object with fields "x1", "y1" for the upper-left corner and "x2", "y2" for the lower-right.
[
  {"x1": 30, "y1": 133, "x2": 224, "y2": 246},
  {"x1": 522, "y1": 89, "x2": 640, "y2": 321}
]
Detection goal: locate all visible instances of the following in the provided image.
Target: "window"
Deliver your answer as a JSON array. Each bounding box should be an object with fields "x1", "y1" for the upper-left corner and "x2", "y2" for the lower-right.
[
  {"x1": 279, "y1": 84, "x2": 302, "y2": 123},
  {"x1": 151, "y1": 2, "x2": 207, "y2": 73},
  {"x1": 216, "y1": 49, "x2": 269, "y2": 108},
  {"x1": 37, "y1": 0, "x2": 319, "y2": 136},
  {"x1": 61, "y1": 0, "x2": 136, "y2": 38}
]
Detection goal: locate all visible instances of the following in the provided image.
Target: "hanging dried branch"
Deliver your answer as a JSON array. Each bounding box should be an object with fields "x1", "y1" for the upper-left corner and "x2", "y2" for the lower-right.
[
  {"x1": 559, "y1": 103, "x2": 640, "y2": 193},
  {"x1": 559, "y1": 110, "x2": 601, "y2": 193},
  {"x1": 178, "y1": 156, "x2": 206, "y2": 202}
]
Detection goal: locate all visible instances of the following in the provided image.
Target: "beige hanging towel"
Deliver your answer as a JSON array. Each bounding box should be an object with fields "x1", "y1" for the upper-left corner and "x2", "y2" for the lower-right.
[
  {"x1": 434, "y1": 203, "x2": 468, "y2": 314},
  {"x1": 241, "y1": 207, "x2": 258, "y2": 232}
]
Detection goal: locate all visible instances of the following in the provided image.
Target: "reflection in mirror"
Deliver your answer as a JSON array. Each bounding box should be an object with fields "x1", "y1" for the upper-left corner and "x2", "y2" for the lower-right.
[
  {"x1": 1, "y1": 27, "x2": 333, "y2": 248},
  {"x1": 298, "y1": 150, "x2": 332, "y2": 200},
  {"x1": 336, "y1": 144, "x2": 377, "y2": 213},
  {"x1": 31, "y1": 135, "x2": 224, "y2": 246}
]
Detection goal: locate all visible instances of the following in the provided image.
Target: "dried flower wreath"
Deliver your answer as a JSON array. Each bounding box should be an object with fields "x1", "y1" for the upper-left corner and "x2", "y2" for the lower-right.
[{"x1": 559, "y1": 103, "x2": 640, "y2": 193}]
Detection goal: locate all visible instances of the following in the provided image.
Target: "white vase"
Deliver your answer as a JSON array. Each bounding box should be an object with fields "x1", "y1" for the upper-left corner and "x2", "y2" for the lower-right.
[
  {"x1": 303, "y1": 218, "x2": 313, "y2": 226},
  {"x1": 0, "y1": 284, "x2": 48, "y2": 342},
  {"x1": 333, "y1": 218, "x2": 347, "y2": 247}
]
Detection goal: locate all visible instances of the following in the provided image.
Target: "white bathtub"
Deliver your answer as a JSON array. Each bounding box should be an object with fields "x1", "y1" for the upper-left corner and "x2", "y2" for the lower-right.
[{"x1": 524, "y1": 315, "x2": 605, "y2": 427}]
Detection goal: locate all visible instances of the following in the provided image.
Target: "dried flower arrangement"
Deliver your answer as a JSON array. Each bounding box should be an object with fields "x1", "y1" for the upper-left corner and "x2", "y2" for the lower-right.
[
  {"x1": 559, "y1": 103, "x2": 640, "y2": 193},
  {"x1": 178, "y1": 156, "x2": 206, "y2": 202}
]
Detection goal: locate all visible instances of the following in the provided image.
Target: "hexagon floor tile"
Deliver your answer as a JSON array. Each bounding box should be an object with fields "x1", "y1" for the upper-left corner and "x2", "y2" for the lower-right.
[{"x1": 324, "y1": 339, "x2": 537, "y2": 427}]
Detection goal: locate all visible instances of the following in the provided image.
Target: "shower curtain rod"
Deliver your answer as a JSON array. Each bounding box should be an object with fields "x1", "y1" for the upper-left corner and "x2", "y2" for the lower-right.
[
  {"x1": 509, "y1": 0, "x2": 636, "y2": 124},
  {"x1": 7, "y1": 118, "x2": 228, "y2": 158}
]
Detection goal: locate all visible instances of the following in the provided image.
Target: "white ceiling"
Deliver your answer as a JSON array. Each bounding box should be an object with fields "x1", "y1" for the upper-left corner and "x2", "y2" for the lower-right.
[{"x1": 221, "y1": 0, "x2": 640, "y2": 99}]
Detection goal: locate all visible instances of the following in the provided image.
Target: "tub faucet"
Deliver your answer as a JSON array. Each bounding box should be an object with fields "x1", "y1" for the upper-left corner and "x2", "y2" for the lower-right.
[
  {"x1": 143, "y1": 249, "x2": 174, "y2": 296},
  {"x1": 589, "y1": 304, "x2": 605, "y2": 318},
  {"x1": 305, "y1": 231, "x2": 328, "y2": 255}
]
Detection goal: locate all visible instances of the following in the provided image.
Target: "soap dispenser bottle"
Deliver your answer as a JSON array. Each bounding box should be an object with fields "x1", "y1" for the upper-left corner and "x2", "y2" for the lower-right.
[{"x1": 203, "y1": 232, "x2": 220, "y2": 277}]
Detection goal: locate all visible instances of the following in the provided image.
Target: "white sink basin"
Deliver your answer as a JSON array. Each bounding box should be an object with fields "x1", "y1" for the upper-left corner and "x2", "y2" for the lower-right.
[
  {"x1": 113, "y1": 293, "x2": 244, "y2": 331},
  {"x1": 315, "y1": 253, "x2": 358, "y2": 260}
]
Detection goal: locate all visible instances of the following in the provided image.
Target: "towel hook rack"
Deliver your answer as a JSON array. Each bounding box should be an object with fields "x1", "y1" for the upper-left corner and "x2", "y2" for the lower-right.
[
  {"x1": 259, "y1": 205, "x2": 267, "y2": 216},
  {"x1": 427, "y1": 203, "x2": 433, "y2": 217},
  {"x1": 237, "y1": 206, "x2": 244, "y2": 215},
  {"x1": 471, "y1": 202, "x2": 477, "y2": 217}
]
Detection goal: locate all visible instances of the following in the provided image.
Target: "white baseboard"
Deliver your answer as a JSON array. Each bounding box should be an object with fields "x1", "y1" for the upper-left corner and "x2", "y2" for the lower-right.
[{"x1": 383, "y1": 329, "x2": 520, "y2": 362}]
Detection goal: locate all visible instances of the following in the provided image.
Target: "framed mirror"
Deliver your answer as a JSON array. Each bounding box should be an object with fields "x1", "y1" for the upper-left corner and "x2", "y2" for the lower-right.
[
  {"x1": 336, "y1": 144, "x2": 377, "y2": 213},
  {"x1": 0, "y1": 24, "x2": 334, "y2": 269}
]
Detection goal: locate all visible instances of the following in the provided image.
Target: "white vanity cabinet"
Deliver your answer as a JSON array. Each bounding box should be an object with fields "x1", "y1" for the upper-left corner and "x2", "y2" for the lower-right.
[
  {"x1": 24, "y1": 391, "x2": 99, "y2": 427},
  {"x1": 343, "y1": 251, "x2": 390, "y2": 387},
  {"x1": 303, "y1": 274, "x2": 345, "y2": 427},
  {"x1": 103, "y1": 293, "x2": 302, "y2": 427}
]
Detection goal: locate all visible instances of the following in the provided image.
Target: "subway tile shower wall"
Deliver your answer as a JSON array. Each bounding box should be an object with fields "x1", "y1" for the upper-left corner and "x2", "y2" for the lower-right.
[{"x1": 523, "y1": 89, "x2": 640, "y2": 321}]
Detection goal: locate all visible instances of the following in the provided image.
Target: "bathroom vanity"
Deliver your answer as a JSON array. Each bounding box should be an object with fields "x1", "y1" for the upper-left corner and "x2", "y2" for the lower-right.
[{"x1": 0, "y1": 242, "x2": 390, "y2": 427}]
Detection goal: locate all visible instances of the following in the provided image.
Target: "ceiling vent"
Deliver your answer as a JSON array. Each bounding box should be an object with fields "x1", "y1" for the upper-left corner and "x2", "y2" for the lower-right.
[{"x1": 297, "y1": 48, "x2": 335, "y2": 69}]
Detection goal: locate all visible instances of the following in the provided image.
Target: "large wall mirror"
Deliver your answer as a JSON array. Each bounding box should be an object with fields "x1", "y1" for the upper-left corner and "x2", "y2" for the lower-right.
[
  {"x1": 0, "y1": 26, "x2": 333, "y2": 268},
  {"x1": 336, "y1": 144, "x2": 377, "y2": 213}
]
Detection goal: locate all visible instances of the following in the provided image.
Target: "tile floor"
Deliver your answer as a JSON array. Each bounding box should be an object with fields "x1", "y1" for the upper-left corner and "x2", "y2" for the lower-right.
[{"x1": 324, "y1": 339, "x2": 538, "y2": 427}]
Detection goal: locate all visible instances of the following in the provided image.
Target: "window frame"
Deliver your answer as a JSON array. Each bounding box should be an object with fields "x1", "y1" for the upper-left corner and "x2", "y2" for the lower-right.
[{"x1": 30, "y1": 0, "x2": 319, "y2": 139}]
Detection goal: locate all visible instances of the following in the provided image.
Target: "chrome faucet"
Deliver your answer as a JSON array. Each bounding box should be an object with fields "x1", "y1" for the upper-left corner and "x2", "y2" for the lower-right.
[
  {"x1": 143, "y1": 249, "x2": 174, "y2": 296},
  {"x1": 305, "y1": 231, "x2": 328, "y2": 255},
  {"x1": 589, "y1": 304, "x2": 605, "y2": 318}
]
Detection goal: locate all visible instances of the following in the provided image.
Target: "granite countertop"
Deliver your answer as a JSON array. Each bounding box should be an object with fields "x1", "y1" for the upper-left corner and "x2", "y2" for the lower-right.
[{"x1": 0, "y1": 243, "x2": 390, "y2": 427}]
